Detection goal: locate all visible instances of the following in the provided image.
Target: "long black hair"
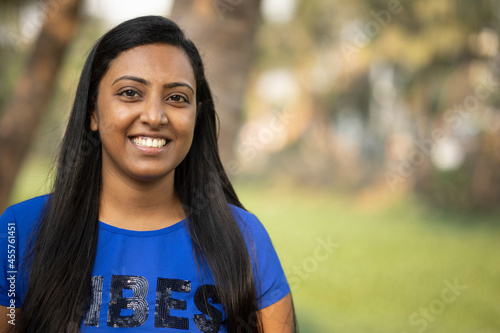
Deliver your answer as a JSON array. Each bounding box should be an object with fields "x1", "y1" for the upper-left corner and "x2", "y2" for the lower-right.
[{"x1": 16, "y1": 16, "x2": 264, "y2": 332}]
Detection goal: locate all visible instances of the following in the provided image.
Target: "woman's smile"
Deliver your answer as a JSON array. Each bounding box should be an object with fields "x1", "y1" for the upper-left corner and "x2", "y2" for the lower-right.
[
  {"x1": 130, "y1": 136, "x2": 168, "y2": 149},
  {"x1": 128, "y1": 135, "x2": 171, "y2": 156}
]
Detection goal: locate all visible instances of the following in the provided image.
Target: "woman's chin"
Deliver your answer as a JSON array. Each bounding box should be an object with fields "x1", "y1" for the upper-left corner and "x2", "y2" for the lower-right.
[{"x1": 128, "y1": 169, "x2": 175, "y2": 184}]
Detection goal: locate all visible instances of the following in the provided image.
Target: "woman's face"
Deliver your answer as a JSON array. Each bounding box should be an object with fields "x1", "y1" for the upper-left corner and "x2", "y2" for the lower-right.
[{"x1": 91, "y1": 43, "x2": 197, "y2": 183}]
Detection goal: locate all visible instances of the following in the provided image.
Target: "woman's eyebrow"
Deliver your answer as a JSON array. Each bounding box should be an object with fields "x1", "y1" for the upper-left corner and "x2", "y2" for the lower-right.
[
  {"x1": 112, "y1": 75, "x2": 149, "y2": 86},
  {"x1": 111, "y1": 76, "x2": 194, "y2": 94},
  {"x1": 163, "y1": 82, "x2": 194, "y2": 94}
]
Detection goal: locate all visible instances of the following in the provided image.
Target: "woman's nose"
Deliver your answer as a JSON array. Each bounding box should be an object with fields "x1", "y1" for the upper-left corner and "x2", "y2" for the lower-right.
[{"x1": 140, "y1": 99, "x2": 167, "y2": 128}]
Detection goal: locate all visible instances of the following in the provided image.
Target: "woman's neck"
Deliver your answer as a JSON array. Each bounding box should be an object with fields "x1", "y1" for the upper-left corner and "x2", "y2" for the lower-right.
[{"x1": 98, "y1": 170, "x2": 185, "y2": 231}]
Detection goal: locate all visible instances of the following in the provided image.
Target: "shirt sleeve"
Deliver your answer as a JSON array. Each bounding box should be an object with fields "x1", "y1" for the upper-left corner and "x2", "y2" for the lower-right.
[
  {"x1": 0, "y1": 207, "x2": 21, "y2": 307},
  {"x1": 253, "y1": 224, "x2": 290, "y2": 309},
  {"x1": 233, "y1": 207, "x2": 290, "y2": 310}
]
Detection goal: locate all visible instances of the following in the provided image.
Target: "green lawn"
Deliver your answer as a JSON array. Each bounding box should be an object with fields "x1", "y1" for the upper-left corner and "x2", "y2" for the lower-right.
[{"x1": 235, "y1": 182, "x2": 500, "y2": 333}]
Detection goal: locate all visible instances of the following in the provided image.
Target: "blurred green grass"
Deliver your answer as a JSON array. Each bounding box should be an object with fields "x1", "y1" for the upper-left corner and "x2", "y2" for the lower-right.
[
  {"x1": 235, "y1": 182, "x2": 500, "y2": 333},
  {"x1": 9, "y1": 160, "x2": 500, "y2": 332}
]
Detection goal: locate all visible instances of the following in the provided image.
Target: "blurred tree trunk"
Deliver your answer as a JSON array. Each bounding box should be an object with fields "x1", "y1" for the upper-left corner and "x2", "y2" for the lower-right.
[
  {"x1": 0, "y1": 0, "x2": 83, "y2": 211},
  {"x1": 171, "y1": 0, "x2": 261, "y2": 168}
]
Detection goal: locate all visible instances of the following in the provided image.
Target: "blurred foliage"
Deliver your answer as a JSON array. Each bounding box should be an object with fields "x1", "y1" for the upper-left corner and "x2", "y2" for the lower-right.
[
  {"x1": 1, "y1": 9, "x2": 108, "y2": 204},
  {"x1": 246, "y1": 0, "x2": 500, "y2": 212}
]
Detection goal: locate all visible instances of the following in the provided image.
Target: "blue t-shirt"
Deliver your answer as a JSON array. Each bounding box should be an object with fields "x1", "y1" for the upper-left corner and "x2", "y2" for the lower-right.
[{"x1": 0, "y1": 195, "x2": 290, "y2": 332}]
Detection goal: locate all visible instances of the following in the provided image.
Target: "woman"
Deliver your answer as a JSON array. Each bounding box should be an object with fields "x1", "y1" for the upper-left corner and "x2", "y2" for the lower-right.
[{"x1": 0, "y1": 16, "x2": 295, "y2": 332}]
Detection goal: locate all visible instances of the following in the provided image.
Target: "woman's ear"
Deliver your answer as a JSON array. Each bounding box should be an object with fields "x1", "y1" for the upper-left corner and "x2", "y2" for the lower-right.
[{"x1": 90, "y1": 110, "x2": 99, "y2": 131}]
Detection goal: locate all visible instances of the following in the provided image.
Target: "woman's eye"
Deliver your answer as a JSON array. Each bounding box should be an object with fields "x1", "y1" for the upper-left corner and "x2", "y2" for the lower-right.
[
  {"x1": 120, "y1": 90, "x2": 139, "y2": 98},
  {"x1": 168, "y1": 95, "x2": 187, "y2": 102}
]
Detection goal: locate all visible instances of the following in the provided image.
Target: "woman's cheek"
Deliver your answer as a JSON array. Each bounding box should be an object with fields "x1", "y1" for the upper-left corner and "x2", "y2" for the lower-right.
[{"x1": 176, "y1": 112, "x2": 197, "y2": 134}]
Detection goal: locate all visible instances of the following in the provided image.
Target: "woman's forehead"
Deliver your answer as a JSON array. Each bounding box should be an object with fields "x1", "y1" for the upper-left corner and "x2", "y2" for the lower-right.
[{"x1": 104, "y1": 44, "x2": 196, "y2": 87}]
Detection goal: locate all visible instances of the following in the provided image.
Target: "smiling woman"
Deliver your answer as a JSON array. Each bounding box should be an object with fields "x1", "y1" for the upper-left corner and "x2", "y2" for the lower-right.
[
  {"x1": 91, "y1": 44, "x2": 198, "y2": 217},
  {"x1": 0, "y1": 16, "x2": 295, "y2": 332}
]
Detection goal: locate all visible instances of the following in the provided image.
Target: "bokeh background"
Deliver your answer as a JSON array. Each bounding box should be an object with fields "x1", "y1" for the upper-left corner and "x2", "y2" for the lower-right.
[{"x1": 1, "y1": 0, "x2": 500, "y2": 332}]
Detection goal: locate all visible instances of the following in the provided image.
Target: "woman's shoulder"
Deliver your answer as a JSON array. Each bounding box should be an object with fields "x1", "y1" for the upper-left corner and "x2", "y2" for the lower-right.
[
  {"x1": 228, "y1": 204, "x2": 272, "y2": 244},
  {"x1": 229, "y1": 204, "x2": 261, "y2": 228},
  {"x1": 229, "y1": 204, "x2": 290, "y2": 308},
  {"x1": 1, "y1": 194, "x2": 51, "y2": 227}
]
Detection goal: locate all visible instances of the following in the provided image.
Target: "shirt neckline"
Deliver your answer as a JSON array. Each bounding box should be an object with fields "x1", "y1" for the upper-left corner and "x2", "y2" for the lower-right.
[{"x1": 98, "y1": 218, "x2": 187, "y2": 237}]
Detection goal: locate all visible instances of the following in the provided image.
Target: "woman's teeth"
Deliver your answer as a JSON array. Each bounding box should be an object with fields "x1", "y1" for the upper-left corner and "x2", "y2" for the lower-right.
[{"x1": 131, "y1": 137, "x2": 167, "y2": 148}]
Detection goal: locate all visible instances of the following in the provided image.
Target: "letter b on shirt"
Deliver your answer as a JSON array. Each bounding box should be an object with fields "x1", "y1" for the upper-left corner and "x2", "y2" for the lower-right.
[{"x1": 108, "y1": 275, "x2": 149, "y2": 327}]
